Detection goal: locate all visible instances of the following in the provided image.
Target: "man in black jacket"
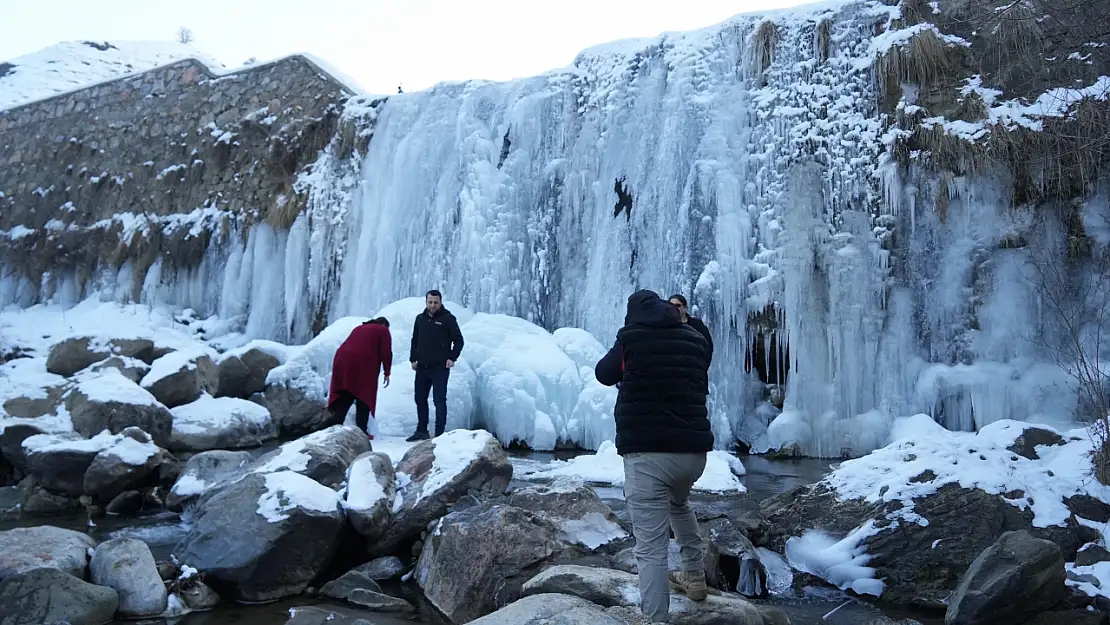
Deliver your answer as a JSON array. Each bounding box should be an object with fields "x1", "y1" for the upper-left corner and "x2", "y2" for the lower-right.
[
  {"x1": 668, "y1": 294, "x2": 713, "y2": 366},
  {"x1": 595, "y1": 290, "x2": 713, "y2": 623},
  {"x1": 406, "y1": 290, "x2": 465, "y2": 441}
]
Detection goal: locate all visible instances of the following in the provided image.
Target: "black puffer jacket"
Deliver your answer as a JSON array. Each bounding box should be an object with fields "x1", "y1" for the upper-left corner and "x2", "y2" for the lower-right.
[
  {"x1": 409, "y1": 307, "x2": 464, "y2": 368},
  {"x1": 594, "y1": 290, "x2": 713, "y2": 455}
]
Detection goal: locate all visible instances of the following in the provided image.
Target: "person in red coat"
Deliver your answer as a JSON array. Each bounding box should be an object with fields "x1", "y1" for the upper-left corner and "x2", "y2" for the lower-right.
[{"x1": 328, "y1": 317, "x2": 392, "y2": 440}]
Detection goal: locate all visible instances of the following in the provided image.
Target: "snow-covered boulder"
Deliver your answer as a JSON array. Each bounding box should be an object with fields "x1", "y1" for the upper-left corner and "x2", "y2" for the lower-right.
[
  {"x1": 506, "y1": 478, "x2": 627, "y2": 549},
  {"x1": 0, "y1": 567, "x2": 119, "y2": 625},
  {"x1": 82, "y1": 428, "x2": 163, "y2": 501},
  {"x1": 66, "y1": 369, "x2": 174, "y2": 446},
  {"x1": 85, "y1": 355, "x2": 151, "y2": 384},
  {"x1": 343, "y1": 451, "x2": 395, "y2": 542},
  {"x1": 169, "y1": 394, "x2": 278, "y2": 452},
  {"x1": 174, "y1": 470, "x2": 346, "y2": 602},
  {"x1": 166, "y1": 449, "x2": 252, "y2": 510},
  {"x1": 215, "y1": 342, "x2": 286, "y2": 399},
  {"x1": 0, "y1": 525, "x2": 96, "y2": 580},
  {"x1": 375, "y1": 429, "x2": 513, "y2": 555},
  {"x1": 140, "y1": 348, "x2": 218, "y2": 408},
  {"x1": 247, "y1": 424, "x2": 370, "y2": 489},
  {"x1": 1, "y1": 383, "x2": 67, "y2": 419},
  {"x1": 22, "y1": 431, "x2": 120, "y2": 496},
  {"x1": 45, "y1": 336, "x2": 111, "y2": 376},
  {"x1": 761, "y1": 417, "x2": 1097, "y2": 607},
  {"x1": 90, "y1": 537, "x2": 168, "y2": 617}
]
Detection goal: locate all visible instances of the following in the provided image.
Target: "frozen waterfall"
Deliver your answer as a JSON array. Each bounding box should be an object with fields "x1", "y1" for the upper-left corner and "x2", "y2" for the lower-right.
[{"x1": 6, "y1": 0, "x2": 1106, "y2": 457}]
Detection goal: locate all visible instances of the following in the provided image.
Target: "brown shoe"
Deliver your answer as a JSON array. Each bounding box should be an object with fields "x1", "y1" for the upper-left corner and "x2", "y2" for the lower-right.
[{"x1": 668, "y1": 570, "x2": 708, "y2": 601}]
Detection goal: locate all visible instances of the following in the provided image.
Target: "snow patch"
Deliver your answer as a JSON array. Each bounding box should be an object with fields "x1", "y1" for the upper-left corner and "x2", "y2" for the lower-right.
[
  {"x1": 255, "y1": 470, "x2": 341, "y2": 523},
  {"x1": 344, "y1": 454, "x2": 388, "y2": 512},
  {"x1": 170, "y1": 394, "x2": 272, "y2": 435},
  {"x1": 75, "y1": 369, "x2": 162, "y2": 406},
  {"x1": 416, "y1": 429, "x2": 493, "y2": 503}
]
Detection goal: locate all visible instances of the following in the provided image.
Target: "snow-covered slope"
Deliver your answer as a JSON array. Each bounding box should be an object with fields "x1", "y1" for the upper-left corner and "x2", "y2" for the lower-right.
[{"x1": 0, "y1": 40, "x2": 225, "y2": 110}]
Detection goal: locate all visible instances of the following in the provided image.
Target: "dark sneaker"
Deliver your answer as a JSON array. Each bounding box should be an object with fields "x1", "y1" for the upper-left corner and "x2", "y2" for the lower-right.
[
  {"x1": 434, "y1": 429, "x2": 445, "y2": 437},
  {"x1": 406, "y1": 431, "x2": 431, "y2": 442}
]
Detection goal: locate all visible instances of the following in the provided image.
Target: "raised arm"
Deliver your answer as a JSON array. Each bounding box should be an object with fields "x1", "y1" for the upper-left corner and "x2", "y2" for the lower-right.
[{"x1": 594, "y1": 339, "x2": 624, "y2": 387}]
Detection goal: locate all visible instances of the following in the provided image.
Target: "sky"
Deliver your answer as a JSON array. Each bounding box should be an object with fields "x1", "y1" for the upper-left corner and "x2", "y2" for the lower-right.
[{"x1": 0, "y1": 0, "x2": 810, "y2": 95}]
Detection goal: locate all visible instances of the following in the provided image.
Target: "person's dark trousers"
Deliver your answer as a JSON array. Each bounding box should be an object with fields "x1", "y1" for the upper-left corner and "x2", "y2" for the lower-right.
[
  {"x1": 414, "y1": 366, "x2": 450, "y2": 435},
  {"x1": 330, "y1": 390, "x2": 372, "y2": 433}
]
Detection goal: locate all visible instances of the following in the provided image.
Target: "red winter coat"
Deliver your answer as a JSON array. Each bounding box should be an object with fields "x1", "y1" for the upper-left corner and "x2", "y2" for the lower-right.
[{"x1": 328, "y1": 323, "x2": 393, "y2": 416}]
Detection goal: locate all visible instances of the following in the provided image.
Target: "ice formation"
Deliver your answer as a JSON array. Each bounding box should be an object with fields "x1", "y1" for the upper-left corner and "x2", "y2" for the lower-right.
[{"x1": 3, "y1": 0, "x2": 1108, "y2": 456}]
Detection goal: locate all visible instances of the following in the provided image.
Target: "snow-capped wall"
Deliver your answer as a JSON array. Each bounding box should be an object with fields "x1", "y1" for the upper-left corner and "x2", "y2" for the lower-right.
[{"x1": 3, "y1": 0, "x2": 1108, "y2": 457}]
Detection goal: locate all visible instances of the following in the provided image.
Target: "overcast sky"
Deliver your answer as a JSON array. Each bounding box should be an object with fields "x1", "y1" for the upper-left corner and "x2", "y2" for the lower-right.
[{"x1": 1, "y1": 0, "x2": 809, "y2": 95}]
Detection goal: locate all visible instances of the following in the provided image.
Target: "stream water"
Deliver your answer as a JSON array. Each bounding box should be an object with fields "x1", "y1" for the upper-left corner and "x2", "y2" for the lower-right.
[{"x1": 0, "y1": 451, "x2": 941, "y2": 625}]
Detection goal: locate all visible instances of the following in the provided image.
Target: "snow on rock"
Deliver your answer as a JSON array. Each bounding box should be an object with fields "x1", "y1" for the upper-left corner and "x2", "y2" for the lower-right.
[
  {"x1": 75, "y1": 368, "x2": 162, "y2": 407},
  {"x1": 141, "y1": 347, "x2": 216, "y2": 388},
  {"x1": 824, "y1": 416, "x2": 1107, "y2": 529},
  {"x1": 255, "y1": 470, "x2": 342, "y2": 523},
  {"x1": 0, "y1": 40, "x2": 227, "y2": 111},
  {"x1": 168, "y1": 394, "x2": 278, "y2": 452},
  {"x1": 519, "y1": 441, "x2": 747, "y2": 493},
  {"x1": 343, "y1": 451, "x2": 395, "y2": 541}
]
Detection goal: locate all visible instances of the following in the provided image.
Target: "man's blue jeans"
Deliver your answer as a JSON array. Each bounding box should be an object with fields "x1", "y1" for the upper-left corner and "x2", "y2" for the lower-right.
[{"x1": 414, "y1": 366, "x2": 449, "y2": 435}]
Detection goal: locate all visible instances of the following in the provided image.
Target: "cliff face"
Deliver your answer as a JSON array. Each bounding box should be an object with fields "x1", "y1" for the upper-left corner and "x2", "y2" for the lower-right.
[
  {"x1": 1, "y1": 0, "x2": 1108, "y2": 455},
  {"x1": 0, "y1": 53, "x2": 359, "y2": 306}
]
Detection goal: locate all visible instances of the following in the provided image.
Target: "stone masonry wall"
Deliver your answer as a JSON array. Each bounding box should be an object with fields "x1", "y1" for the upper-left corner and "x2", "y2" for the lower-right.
[{"x1": 0, "y1": 55, "x2": 357, "y2": 299}]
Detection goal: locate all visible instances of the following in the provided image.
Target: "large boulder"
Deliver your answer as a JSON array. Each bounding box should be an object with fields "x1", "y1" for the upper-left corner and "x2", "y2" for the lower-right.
[
  {"x1": 216, "y1": 346, "x2": 282, "y2": 399},
  {"x1": 22, "y1": 431, "x2": 112, "y2": 496},
  {"x1": 0, "y1": 525, "x2": 96, "y2": 580},
  {"x1": 343, "y1": 452, "x2": 395, "y2": 542},
  {"x1": 166, "y1": 449, "x2": 252, "y2": 510},
  {"x1": 376, "y1": 429, "x2": 513, "y2": 555},
  {"x1": 168, "y1": 394, "x2": 278, "y2": 452},
  {"x1": 45, "y1": 336, "x2": 109, "y2": 376},
  {"x1": 0, "y1": 567, "x2": 118, "y2": 625},
  {"x1": 2, "y1": 384, "x2": 66, "y2": 419},
  {"x1": 141, "y1": 348, "x2": 218, "y2": 408},
  {"x1": 944, "y1": 530, "x2": 1066, "y2": 625},
  {"x1": 521, "y1": 565, "x2": 773, "y2": 625},
  {"x1": 0, "y1": 424, "x2": 45, "y2": 474},
  {"x1": 760, "y1": 420, "x2": 1092, "y2": 608},
  {"x1": 106, "y1": 338, "x2": 157, "y2": 364},
  {"x1": 65, "y1": 369, "x2": 174, "y2": 447},
  {"x1": 246, "y1": 425, "x2": 371, "y2": 489},
  {"x1": 89, "y1": 537, "x2": 168, "y2": 617},
  {"x1": 174, "y1": 470, "x2": 347, "y2": 602},
  {"x1": 252, "y1": 385, "x2": 339, "y2": 438},
  {"x1": 467, "y1": 593, "x2": 627, "y2": 625},
  {"x1": 82, "y1": 429, "x2": 163, "y2": 501},
  {"x1": 506, "y1": 478, "x2": 628, "y2": 548}
]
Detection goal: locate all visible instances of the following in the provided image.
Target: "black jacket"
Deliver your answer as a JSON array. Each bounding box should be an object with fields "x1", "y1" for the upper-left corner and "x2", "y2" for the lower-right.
[
  {"x1": 685, "y1": 316, "x2": 713, "y2": 365},
  {"x1": 594, "y1": 290, "x2": 713, "y2": 455},
  {"x1": 409, "y1": 308, "x2": 464, "y2": 368}
]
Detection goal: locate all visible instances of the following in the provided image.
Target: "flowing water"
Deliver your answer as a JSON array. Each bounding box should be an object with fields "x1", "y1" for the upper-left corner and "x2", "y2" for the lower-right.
[{"x1": 1, "y1": 451, "x2": 941, "y2": 625}]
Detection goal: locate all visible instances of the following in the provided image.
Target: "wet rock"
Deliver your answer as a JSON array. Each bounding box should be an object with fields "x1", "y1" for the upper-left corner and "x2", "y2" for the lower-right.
[
  {"x1": 22, "y1": 432, "x2": 104, "y2": 497},
  {"x1": 89, "y1": 537, "x2": 168, "y2": 617},
  {"x1": 65, "y1": 370, "x2": 173, "y2": 446},
  {"x1": 252, "y1": 385, "x2": 339, "y2": 438},
  {"x1": 45, "y1": 336, "x2": 109, "y2": 376},
  {"x1": 179, "y1": 581, "x2": 221, "y2": 611},
  {"x1": 0, "y1": 567, "x2": 118, "y2": 625},
  {"x1": 944, "y1": 530, "x2": 1066, "y2": 625},
  {"x1": 168, "y1": 394, "x2": 278, "y2": 452},
  {"x1": 358, "y1": 556, "x2": 407, "y2": 581},
  {"x1": 0, "y1": 486, "x2": 22, "y2": 520},
  {"x1": 175, "y1": 470, "x2": 346, "y2": 602},
  {"x1": 320, "y1": 568, "x2": 382, "y2": 601},
  {"x1": 375, "y1": 429, "x2": 513, "y2": 555},
  {"x1": 140, "y1": 349, "x2": 218, "y2": 408},
  {"x1": 347, "y1": 589, "x2": 416, "y2": 614},
  {"x1": 105, "y1": 490, "x2": 145, "y2": 516},
  {"x1": 1006, "y1": 427, "x2": 1067, "y2": 461},
  {"x1": 216, "y1": 348, "x2": 280, "y2": 399},
  {"x1": 166, "y1": 449, "x2": 252, "y2": 509},
  {"x1": 703, "y1": 517, "x2": 767, "y2": 596},
  {"x1": 343, "y1": 451, "x2": 395, "y2": 542},
  {"x1": 21, "y1": 481, "x2": 82, "y2": 515},
  {"x1": 0, "y1": 525, "x2": 96, "y2": 581},
  {"x1": 467, "y1": 593, "x2": 628, "y2": 625}
]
